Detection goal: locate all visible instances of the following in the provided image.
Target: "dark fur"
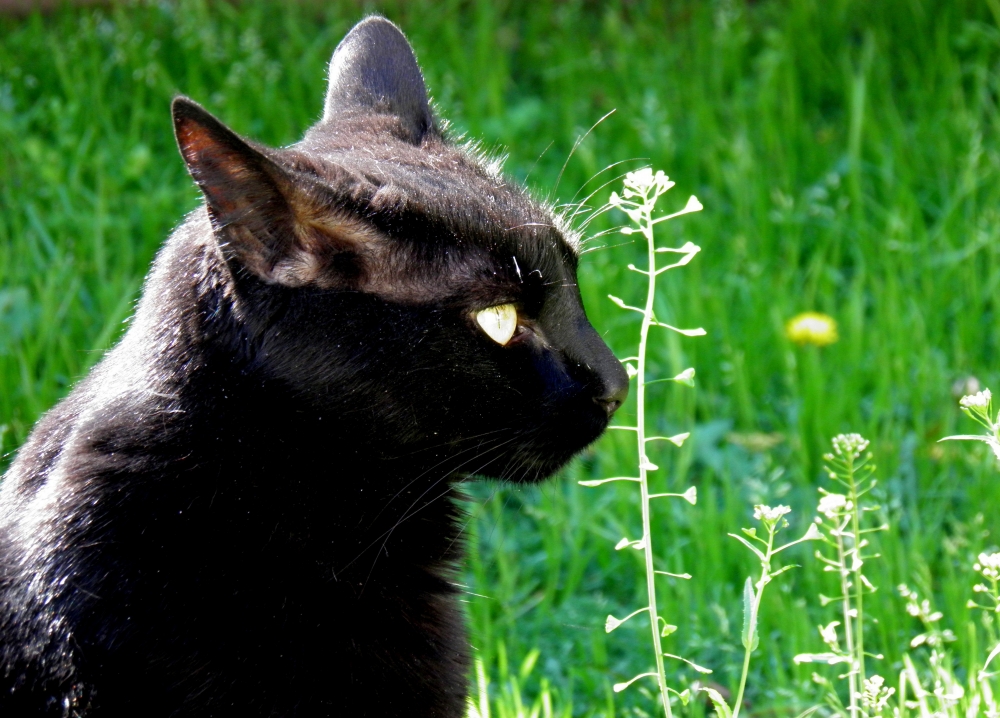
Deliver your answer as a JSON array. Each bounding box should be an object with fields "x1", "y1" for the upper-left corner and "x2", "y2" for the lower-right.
[{"x1": 0, "y1": 17, "x2": 627, "y2": 717}]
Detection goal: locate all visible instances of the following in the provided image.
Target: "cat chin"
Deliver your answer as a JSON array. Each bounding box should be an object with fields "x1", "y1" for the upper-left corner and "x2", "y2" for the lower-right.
[
  {"x1": 475, "y1": 448, "x2": 585, "y2": 484},
  {"x1": 469, "y1": 423, "x2": 609, "y2": 484}
]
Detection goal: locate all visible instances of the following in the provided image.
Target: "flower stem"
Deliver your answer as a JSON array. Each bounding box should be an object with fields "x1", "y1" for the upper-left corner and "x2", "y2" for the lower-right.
[
  {"x1": 846, "y1": 453, "x2": 867, "y2": 710},
  {"x1": 731, "y1": 529, "x2": 775, "y2": 718},
  {"x1": 838, "y1": 520, "x2": 860, "y2": 716},
  {"x1": 636, "y1": 190, "x2": 672, "y2": 718}
]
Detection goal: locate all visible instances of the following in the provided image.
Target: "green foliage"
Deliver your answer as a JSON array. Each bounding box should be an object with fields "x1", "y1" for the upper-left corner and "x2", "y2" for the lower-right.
[{"x1": 3, "y1": 0, "x2": 1000, "y2": 715}]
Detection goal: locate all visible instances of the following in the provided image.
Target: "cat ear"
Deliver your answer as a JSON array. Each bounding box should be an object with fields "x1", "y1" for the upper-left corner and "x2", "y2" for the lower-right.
[
  {"x1": 173, "y1": 97, "x2": 288, "y2": 222},
  {"x1": 172, "y1": 97, "x2": 371, "y2": 288},
  {"x1": 322, "y1": 16, "x2": 433, "y2": 143}
]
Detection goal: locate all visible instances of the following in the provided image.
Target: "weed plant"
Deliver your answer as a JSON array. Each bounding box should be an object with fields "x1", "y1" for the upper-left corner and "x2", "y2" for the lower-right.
[
  {"x1": 782, "y1": 419, "x2": 1000, "y2": 717},
  {"x1": 794, "y1": 434, "x2": 889, "y2": 716},
  {"x1": 590, "y1": 170, "x2": 820, "y2": 718},
  {"x1": 580, "y1": 168, "x2": 704, "y2": 716}
]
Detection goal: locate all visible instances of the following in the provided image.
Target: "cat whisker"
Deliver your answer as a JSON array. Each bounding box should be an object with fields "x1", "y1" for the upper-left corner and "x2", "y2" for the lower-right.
[
  {"x1": 367, "y1": 430, "x2": 518, "y2": 527},
  {"x1": 552, "y1": 109, "x2": 616, "y2": 197},
  {"x1": 564, "y1": 164, "x2": 649, "y2": 229},
  {"x1": 556, "y1": 205, "x2": 593, "y2": 217},
  {"x1": 502, "y1": 222, "x2": 557, "y2": 233},
  {"x1": 340, "y1": 435, "x2": 519, "y2": 574},
  {"x1": 522, "y1": 140, "x2": 554, "y2": 186},
  {"x1": 581, "y1": 226, "x2": 628, "y2": 243},
  {"x1": 576, "y1": 200, "x2": 619, "y2": 228},
  {"x1": 385, "y1": 427, "x2": 515, "y2": 459},
  {"x1": 566, "y1": 157, "x2": 647, "y2": 207},
  {"x1": 357, "y1": 440, "x2": 520, "y2": 593},
  {"x1": 568, "y1": 169, "x2": 639, "y2": 224},
  {"x1": 440, "y1": 482, "x2": 503, "y2": 563},
  {"x1": 579, "y1": 239, "x2": 634, "y2": 255}
]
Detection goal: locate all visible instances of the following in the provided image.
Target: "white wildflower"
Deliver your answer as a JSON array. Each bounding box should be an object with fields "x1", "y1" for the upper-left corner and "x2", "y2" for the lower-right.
[
  {"x1": 976, "y1": 552, "x2": 1000, "y2": 581},
  {"x1": 960, "y1": 389, "x2": 992, "y2": 409},
  {"x1": 830, "y1": 433, "x2": 869, "y2": 460},
  {"x1": 819, "y1": 621, "x2": 841, "y2": 648},
  {"x1": 977, "y1": 552, "x2": 1000, "y2": 570},
  {"x1": 817, "y1": 493, "x2": 850, "y2": 519},
  {"x1": 862, "y1": 674, "x2": 896, "y2": 711},
  {"x1": 753, "y1": 504, "x2": 792, "y2": 523},
  {"x1": 623, "y1": 167, "x2": 674, "y2": 195}
]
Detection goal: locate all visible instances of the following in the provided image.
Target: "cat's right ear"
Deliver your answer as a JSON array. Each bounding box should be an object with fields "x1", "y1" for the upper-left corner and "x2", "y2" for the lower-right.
[{"x1": 172, "y1": 97, "x2": 371, "y2": 287}]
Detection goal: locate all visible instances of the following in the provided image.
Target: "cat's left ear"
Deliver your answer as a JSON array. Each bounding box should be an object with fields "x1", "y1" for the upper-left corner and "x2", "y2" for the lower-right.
[
  {"x1": 173, "y1": 97, "x2": 372, "y2": 287},
  {"x1": 322, "y1": 16, "x2": 433, "y2": 143}
]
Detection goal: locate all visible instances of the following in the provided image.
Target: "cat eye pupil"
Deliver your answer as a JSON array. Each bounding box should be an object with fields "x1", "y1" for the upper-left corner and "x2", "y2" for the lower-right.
[{"x1": 475, "y1": 304, "x2": 518, "y2": 345}]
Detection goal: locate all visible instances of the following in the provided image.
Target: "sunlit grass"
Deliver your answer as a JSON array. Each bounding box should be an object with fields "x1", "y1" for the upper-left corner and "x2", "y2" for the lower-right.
[{"x1": 3, "y1": 0, "x2": 1000, "y2": 714}]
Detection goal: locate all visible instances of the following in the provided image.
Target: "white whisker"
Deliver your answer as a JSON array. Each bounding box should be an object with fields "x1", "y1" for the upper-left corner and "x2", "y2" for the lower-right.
[{"x1": 553, "y1": 109, "x2": 617, "y2": 196}]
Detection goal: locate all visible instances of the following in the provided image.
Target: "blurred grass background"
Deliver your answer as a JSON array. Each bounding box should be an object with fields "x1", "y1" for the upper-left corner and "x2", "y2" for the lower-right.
[{"x1": 3, "y1": 0, "x2": 1000, "y2": 714}]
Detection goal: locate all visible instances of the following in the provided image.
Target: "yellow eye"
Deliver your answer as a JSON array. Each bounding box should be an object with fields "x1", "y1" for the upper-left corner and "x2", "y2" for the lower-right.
[{"x1": 475, "y1": 304, "x2": 518, "y2": 345}]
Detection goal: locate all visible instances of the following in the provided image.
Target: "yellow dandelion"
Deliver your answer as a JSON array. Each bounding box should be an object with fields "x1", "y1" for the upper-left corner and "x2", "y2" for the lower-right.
[{"x1": 785, "y1": 312, "x2": 838, "y2": 346}]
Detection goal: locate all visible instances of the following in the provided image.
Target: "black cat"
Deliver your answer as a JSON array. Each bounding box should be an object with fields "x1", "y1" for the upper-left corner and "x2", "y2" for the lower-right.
[{"x1": 0, "y1": 16, "x2": 627, "y2": 717}]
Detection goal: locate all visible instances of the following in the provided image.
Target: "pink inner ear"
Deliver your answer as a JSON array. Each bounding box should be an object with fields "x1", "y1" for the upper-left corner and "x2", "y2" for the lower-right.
[
  {"x1": 172, "y1": 102, "x2": 380, "y2": 290},
  {"x1": 176, "y1": 118, "x2": 270, "y2": 217}
]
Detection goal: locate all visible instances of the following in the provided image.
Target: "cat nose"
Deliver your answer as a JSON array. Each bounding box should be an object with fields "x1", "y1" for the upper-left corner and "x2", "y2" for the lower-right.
[{"x1": 594, "y1": 371, "x2": 629, "y2": 418}]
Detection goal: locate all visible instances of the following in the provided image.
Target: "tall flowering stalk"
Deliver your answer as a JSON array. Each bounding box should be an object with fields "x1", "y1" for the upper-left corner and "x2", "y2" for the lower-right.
[
  {"x1": 795, "y1": 433, "x2": 888, "y2": 716},
  {"x1": 715, "y1": 505, "x2": 819, "y2": 718},
  {"x1": 579, "y1": 168, "x2": 703, "y2": 717}
]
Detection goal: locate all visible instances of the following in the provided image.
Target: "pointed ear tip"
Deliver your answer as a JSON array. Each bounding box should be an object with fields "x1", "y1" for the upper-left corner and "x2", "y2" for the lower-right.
[
  {"x1": 171, "y1": 96, "x2": 203, "y2": 124},
  {"x1": 331, "y1": 15, "x2": 412, "y2": 61},
  {"x1": 357, "y1": 14, "x2": 397, "y2": 27},
  {"x1": 353, "y1": 14, "x2": 405, "y2": 36}
]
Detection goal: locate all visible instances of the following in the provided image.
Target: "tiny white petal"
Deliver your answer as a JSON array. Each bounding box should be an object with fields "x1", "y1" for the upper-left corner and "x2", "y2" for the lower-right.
[
  {"x1": 684, "y1": 196, "x2": 703, "y2": 213},
  {"x1": 960, "y1": 388, "x2": 992, "y2": 408}
]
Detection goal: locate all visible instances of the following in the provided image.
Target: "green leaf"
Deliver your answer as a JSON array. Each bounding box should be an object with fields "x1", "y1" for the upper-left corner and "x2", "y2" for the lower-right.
[
  {"x1": 577, "y1": 476, "x2": 639, "y2": 487},
  {"x1": 612, "y1": 672, "x2": 657, "y2": 693},
  {"x1": 697, "y1": 685, "x2": 733, "y2": 718},
  {"x1": 664, "y1": 653, "x2": 712, "y2": 674},
  {"x1": 741, "y1": 577, "x2": 759, "y2": 652},
  {"x1": 677, "y1": 688, "x2": 692, "y2": 707},
  {"x1": 983, "y1": 641, "x2": 1000, "y2": 673},
  {"x1": 518, "y1": 649, "x2": 539, "y2": 681}
]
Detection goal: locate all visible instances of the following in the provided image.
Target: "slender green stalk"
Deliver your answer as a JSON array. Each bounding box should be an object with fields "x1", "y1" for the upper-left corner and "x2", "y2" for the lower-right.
[
  {"x1": 837, "y1": 505, "x2": 861, "y2": 716},
  {"x1": 591, "y1": 169, "x2": 703, "y2": 716},
  {"x1": 634, "y1": 177, "x2": 672, "y2": 718},
  {"x1": 847, "y1": 452, "x2": 868, "y2": 711},
  {"x1": 730, "y1": 525, "x2": 775, "y2": 718},
  {"x1": 726, "y1": 506, "x2": 817, "y2": 718},
  {"x1": 796, "y1": 434, "x2": 883, "y2": 716}
]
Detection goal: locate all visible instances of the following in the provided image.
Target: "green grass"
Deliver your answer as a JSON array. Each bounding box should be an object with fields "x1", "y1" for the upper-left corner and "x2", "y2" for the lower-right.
[{"x1": 3, "y1": 0, "x2": 1000, "y2": 714}]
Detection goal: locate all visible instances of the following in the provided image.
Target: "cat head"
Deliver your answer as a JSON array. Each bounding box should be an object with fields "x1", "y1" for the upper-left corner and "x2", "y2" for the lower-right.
[{"x1": 171, "y1": 16, "x2": 628, "y2": 481}]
